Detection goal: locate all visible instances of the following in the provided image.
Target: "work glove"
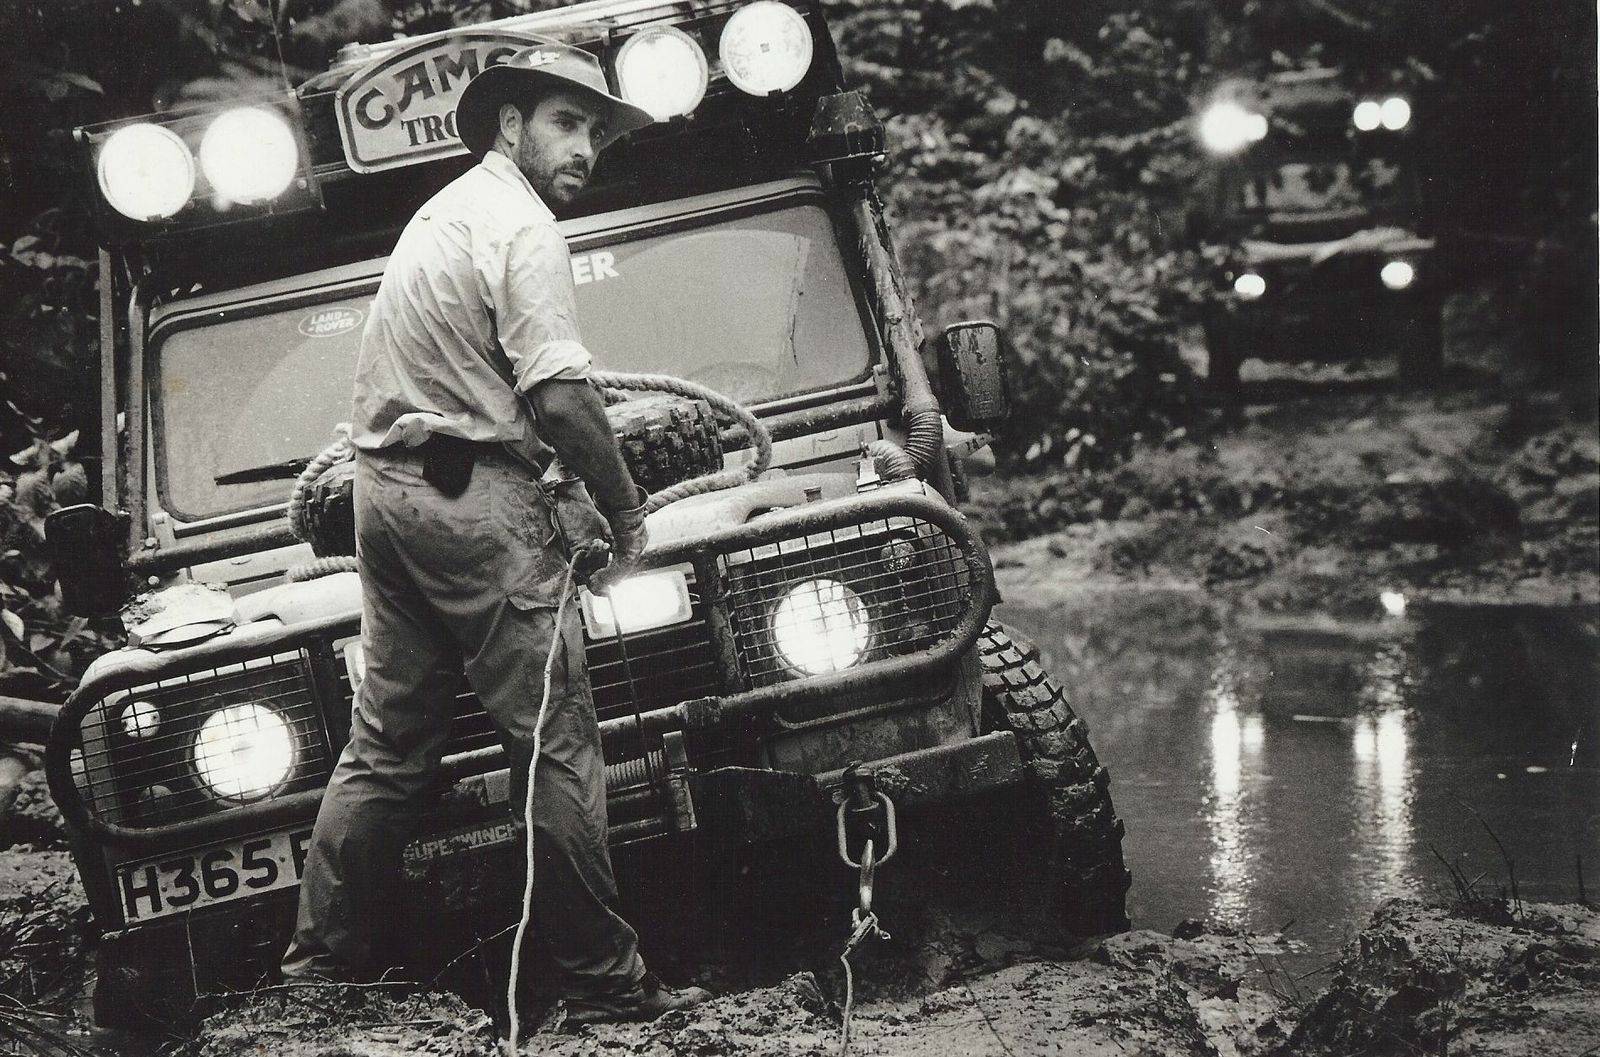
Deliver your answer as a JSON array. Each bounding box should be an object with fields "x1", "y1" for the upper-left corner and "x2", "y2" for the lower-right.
[{"x1": 590, "y1": 494, "x2": 649, "y2": 596}]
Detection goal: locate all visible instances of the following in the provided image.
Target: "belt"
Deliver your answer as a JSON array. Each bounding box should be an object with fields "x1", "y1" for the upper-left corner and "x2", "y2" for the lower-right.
[{"x1": 366, "y1": 435, "x2": 535, "y2": 497}]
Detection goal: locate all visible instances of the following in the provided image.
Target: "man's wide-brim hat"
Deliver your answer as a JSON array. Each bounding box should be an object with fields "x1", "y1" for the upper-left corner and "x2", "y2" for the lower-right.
[{"x1": 456, "y1": 41, "x2": 656, "y2": 156}]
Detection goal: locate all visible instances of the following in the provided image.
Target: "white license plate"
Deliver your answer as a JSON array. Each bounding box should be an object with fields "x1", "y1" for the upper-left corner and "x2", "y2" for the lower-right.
[{"x1": 118, "y1": 827, "x2": 314, "y2": 923}]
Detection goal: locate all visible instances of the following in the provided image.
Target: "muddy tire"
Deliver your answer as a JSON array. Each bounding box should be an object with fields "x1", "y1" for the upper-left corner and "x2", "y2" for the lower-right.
[
  {"x1": 607, "y1": 396, "x2": 724, "y2": 496},
  {"x1": 1202, "y1": 312, "x2": 1243, "y2": 395},
  {"x1": 979, "y1": 621, "x2": 1131, "y2": 936},
  {"x1": 1395, "y1": 296, "x2": 1445, "y2": 387}
]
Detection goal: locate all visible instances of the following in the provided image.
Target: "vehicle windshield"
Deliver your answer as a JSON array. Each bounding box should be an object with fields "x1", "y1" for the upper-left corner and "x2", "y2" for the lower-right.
[
  {"x1": 153, "y1": 200, "x2": 874, "y2": 521},
  {"x1": 1236, "y1": 157, "x2": 1407, "y2": 216}
]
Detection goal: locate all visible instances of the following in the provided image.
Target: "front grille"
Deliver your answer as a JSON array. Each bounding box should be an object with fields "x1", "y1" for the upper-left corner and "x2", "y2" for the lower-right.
[
  {"x1": 74, "y1": 652, "x2": 334, "y2": 828},
  {"x1": 718, "y1": 516, "x2": 974, "y2": 688},
  {"x1": 329, "y1": 601, "x2": 721, "y2": 759}
]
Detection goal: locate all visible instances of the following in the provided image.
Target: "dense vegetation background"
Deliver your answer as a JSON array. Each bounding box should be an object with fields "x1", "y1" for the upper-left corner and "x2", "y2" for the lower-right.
[{"x1": 0, "y1": 0, "x2": 1595, "y2": 694}]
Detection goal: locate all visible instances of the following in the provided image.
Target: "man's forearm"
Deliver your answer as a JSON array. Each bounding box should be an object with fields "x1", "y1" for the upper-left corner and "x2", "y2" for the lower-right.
[{"x1": 526, "y1": 379, "x2": 642, "y2": 513}]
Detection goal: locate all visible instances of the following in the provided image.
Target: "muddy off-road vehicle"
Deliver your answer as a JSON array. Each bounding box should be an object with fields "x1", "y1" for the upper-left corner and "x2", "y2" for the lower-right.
[
  {"x1": 1193, "y1": 68, "x2": 1444, "y2": 391},
  {"x1": 43, "y1": 0, "x2": 1129, "y2": 1028}
]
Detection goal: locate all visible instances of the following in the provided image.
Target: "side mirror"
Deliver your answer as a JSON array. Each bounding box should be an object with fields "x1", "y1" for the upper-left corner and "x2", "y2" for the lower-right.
[
  {"x1": 936, "y1": 320, "x2": 1012, "y2": 433},
  {"x1": 44, "y1": 504, "x2": 133, "y2": 617}
]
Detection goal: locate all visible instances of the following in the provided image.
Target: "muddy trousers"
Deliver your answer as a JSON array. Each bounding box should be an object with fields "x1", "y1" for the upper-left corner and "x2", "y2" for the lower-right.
[{"x1": 281, "y1": 448, "x2": 646, "y2": 995}]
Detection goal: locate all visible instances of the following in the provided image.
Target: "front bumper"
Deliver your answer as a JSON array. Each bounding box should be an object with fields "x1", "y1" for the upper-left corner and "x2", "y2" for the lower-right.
[{"x1": 89, "y1": 731, "x2": 1024, "y2": 1028}]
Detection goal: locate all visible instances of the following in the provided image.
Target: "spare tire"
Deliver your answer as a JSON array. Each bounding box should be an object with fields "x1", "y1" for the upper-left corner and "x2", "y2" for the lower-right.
[
  {"x1": 300, "y1": 458, "x2": 357, "y2": 557},
  {"x1": 606, "y1": 395, "x2": 725, "y2": 496}
]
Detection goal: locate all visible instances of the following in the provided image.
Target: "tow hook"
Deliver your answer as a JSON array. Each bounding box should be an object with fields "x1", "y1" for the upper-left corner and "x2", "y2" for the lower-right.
[{"x1": 834, "y1": 763, "x2": 897, "y2": 1052}]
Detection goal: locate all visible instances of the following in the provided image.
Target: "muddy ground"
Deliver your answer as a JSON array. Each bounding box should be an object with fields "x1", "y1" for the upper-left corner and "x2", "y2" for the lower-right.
[
  {"x1": 969, "y1": 372, "x2": 1598, "y2": 615},
  {"x1": 146, "y1": 896, "x2": 1600, "y2": 1056}
]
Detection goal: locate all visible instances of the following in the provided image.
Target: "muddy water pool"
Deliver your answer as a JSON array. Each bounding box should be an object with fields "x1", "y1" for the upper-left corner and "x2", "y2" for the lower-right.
[{"x1": 998, "y1": 587, "x2": 1600, "y2": 969}]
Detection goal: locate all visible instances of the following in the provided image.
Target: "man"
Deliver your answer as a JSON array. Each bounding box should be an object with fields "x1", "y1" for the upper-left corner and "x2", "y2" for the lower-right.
[{"x1": 280, "y1": 42, "x2": 711, "y2": 1025}]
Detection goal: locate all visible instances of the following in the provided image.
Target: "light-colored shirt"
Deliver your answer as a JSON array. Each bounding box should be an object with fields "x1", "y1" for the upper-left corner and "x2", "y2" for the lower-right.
[{"x1": 350, "y1": 150, "x2": 591, "y2": 451}]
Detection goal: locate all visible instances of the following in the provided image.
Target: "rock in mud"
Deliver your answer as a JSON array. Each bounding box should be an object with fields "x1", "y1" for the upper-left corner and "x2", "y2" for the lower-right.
[
  {"x1": 1289, "y1": 898, "x2": 1600, "y2": 1056},
  {"x1": 0, "y1": 847, "x2": 91, "y2": 1004},
  {"x1": 194, "y1": 984, "x2": 497, "y2": 1057}
]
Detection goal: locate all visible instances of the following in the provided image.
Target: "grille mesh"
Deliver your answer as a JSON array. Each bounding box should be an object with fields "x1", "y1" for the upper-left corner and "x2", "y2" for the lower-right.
[
  {"x1": 718, "y1": 517, "x2": 973, "y2": 687},
  {"x1": 329, "y1": 602, "x2": 721, "y2": 759},
  {"x1": 76, "y1": 652, "x2": 333, "y2": 828}
]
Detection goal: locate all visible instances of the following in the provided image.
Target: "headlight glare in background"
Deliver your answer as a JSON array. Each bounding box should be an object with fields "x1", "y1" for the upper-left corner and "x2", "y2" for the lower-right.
[
  {"x1": 1380, "y1": 260, "x2": 1416, "y2": 290},
  {"x1": 1234, "y1": 272, "x2": 1267, "y2": 300},
  {"x1": 616, "y1": 25, "x2": 709, "y2": 120},
  {"x1": 719, "y1": 1, "x2": 814, "y2": 96},
  {"x1": 770, "y1": 578, "x2": 871, "y2": 675},
  {"x1": 96, "y1": 123, "x2": 196, "y2": 221},
  {"x1": 199, "y1": 106, "x2": 299, "y2": 205},
  {"x1": 192, "y1": 703, "x2": 296, "y2": 802},
  {"x1": 1198, "y1": 101, "x2": 1267, "y2": 155},
  {"x1": 581, "y1": 568, "x2": 693, "y2": 639},
  {"x1": 1380, "y1": 96, "x2": 1411, "y2": 131},
  {"x1": 1352, "y1": 100, "x2": 1382, "y2": 131}
]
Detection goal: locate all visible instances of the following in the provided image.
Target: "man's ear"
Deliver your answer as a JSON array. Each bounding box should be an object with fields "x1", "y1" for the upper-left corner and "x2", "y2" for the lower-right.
[{"x1": 497, "y1": 102, "x2": 523, "y2": 149}]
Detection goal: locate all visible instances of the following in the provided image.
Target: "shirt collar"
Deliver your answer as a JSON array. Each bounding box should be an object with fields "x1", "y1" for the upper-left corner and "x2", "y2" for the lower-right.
[{"x1": 480, "y1": 150, "x2": 555, "y2": 222}]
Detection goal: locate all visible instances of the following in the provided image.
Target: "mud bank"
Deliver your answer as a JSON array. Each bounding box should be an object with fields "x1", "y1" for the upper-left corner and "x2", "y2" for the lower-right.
[
  {"x1": 176, "y1": 899, "x2": 1596, "y2": 1057},
  {"x1": 971, "y1": 386, "x2": 1598, "y2": 614}
]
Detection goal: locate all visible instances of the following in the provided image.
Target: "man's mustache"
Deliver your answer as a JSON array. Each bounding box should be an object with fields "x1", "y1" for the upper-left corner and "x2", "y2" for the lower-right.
[{"x1": 558, "y1": 163, "x2": 590, "y2": 180}]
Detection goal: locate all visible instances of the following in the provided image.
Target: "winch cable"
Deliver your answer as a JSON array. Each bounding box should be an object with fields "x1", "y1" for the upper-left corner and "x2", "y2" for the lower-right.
[{"x1": 284, "y1": 375, "x2": 777, "y2": 1054}]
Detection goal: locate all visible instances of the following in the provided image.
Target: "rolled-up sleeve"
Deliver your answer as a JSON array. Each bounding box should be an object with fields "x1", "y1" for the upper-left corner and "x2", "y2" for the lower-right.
[{"x1": 489, "y1": 220, "x2": 593, "y2": 391}]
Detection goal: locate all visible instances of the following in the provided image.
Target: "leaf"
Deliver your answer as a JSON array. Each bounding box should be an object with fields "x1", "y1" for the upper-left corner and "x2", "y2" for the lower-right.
[{"x1": 1, "y1": 610, "x2": 22, "y2": 640}]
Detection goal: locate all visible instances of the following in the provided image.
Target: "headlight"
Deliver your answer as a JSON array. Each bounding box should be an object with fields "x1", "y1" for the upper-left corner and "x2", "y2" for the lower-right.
[
  {"x1": 1198, "y1": 101, "x2": 1267, "y2": 155},
  {"x1": 615, "y1": 25, "x2": 709, "y2": 120},
  {"x1": 199, "y1": 106, "x2": 299, "y2": 206},
  {"x1": 770, "y1": 578, "x2": 871, "y2": 675},
  {"x1": 192, "y1": 703, "x2": 296, "y2": 802},
  {"x1": 1380, "y1": 260, "x2": 1416, "y2": 290},
  {"x1": 1352, "y1": 100, "x2": 1382, "y2": 131},
  {"x1": 581, "y1": 568, "x2": 693, "y2": 639},
  {"x1": 1380, "y1": 96, "x2": 1411, "y2": 131},
  {"x1": 719, "y1": 1, "x2": 814, "y2": 96},
  {"x1": 1234, "y1": 272, "x2": 1266, "y2": 300},
  {"x1": 120, "y1": 700, "x2": 162, "y2": 739},
  {"x1": 96, "y1": 123, "x2": 196, "y2": 221}
]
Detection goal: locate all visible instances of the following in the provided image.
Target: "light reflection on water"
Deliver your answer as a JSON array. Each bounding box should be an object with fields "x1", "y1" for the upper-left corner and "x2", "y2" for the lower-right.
[
  {"x1": 997, "y1": 591, "x2": 1600, "y2": 959},
  {"x1": 1206, "y1": 650, "x2": 1264, "y2": 927}
]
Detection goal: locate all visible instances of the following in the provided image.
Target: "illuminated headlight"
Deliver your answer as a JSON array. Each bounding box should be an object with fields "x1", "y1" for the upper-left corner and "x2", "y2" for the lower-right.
[
  {"x1": 1234, "y1": 272, "x2": 1267, "y2": 300},
  {"x1": 1198, "y1": 102, "x2": 1267, "y2": 155},
  {"x1": 1380, "y1": 96, "x2": 1411, "y2": 131},
  {"x1": 1380, "y1": 260, "x2": 1416, "y2": 290},
  {"x1": 1352, "y1": 100, "x2": 1382, "y2": 131},
  {"x1": 615, "y1": 25, "x2": 709, "y2": 120},
  {"x1": 120, "y1": 700, "x2": 162, "y2": 739},
  {"x1": 719, "y1": 0, "x2": 814, "y2": 96},
  {"x1": 770, "y1": 578, "x2": 870, "y2": 676},
  {"x1": 192, "y1": 703, "x2": 296, "y2": 802},
  {"x1": 199, "y1": 107, "x2": 299, "y2": 206},
  {"x1": 581, "y1": 568, "x2": 693, "y2": 639},
  {"x1": 96, "y1": 123, "x2": 196, "y2": 221}
]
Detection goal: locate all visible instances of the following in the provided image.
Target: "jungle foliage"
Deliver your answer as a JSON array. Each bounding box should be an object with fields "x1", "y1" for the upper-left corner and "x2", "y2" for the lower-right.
[{"x1": 0, "y1": 0, "x2": 1595, "y2": 693}]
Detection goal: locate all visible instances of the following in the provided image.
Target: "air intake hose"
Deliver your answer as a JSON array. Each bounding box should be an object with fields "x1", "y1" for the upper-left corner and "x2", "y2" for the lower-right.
[{"x1": 851, "y1": 196, "x2": 943, "y2": 475}]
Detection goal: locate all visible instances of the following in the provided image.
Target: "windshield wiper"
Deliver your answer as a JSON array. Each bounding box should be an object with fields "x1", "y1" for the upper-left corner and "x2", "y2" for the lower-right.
[{"x1": 215, "y1": 458, "x2": 311, "y2": 485}]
